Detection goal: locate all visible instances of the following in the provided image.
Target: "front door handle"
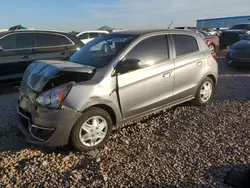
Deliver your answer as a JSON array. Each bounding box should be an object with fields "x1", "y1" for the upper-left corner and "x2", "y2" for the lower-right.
[
  {"x1": 197, "y1": 61, "x2": 202, "y2": 67},
  {"x1": 163, "y1": 71, "x2": 172, "y2": 78},
  {"x1": 60, "y1": 52, "x2": 67, "y2": 56},
  {"x1": 21, "y1": 55, "x2": 31, "y2": 60}
]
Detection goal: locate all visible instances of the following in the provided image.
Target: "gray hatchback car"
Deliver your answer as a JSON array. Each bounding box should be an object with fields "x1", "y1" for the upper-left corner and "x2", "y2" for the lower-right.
[{"x1": 17, "y1": 29, "x2": 218, "y2": 152}]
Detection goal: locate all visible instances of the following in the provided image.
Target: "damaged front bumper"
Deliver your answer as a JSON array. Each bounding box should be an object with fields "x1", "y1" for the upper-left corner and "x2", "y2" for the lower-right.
[{"x1": 17, "y1": 99, "x2": 82, "y2": 147}]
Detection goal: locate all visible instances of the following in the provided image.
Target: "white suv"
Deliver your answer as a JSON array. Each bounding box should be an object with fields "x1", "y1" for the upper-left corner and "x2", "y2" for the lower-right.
[{"x1": 76, "y1": 30, "x2": 109, "y2": 44}]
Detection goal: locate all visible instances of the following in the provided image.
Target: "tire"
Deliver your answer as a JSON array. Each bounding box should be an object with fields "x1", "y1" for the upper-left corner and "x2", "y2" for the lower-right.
[
  {"x1": 193, "y1": 77, "x2": 215, "y2": 106},
  {"x1": 70, "y1": 107, "x2": 113, "y2": 152},
  {"x1": 208, "y1": 44, "x2": 215, "y2": 52}
]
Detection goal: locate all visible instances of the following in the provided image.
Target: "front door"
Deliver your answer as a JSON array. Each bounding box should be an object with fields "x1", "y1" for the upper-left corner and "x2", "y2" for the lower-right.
[
  {"x1": 0, "y1": 33, "x2": 34, "y2": 85},
  {"x1": 117, "y1": 34, "x2": 174, "y2": 119}
]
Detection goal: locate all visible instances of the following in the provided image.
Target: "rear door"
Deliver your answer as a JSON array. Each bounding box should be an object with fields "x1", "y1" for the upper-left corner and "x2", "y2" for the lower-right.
[
  {"x1": 170, "y1": 34, "x2": 205, "y2": 100},
  {"x1": 117, "y1": 34, "x2": 175, "y2": 118},
  {"x1": 33, "y1": 32, "x2": 74, "y2": 61},
  {"x1": 0, "y1": 33, "x2": 33, "y2": 84}
]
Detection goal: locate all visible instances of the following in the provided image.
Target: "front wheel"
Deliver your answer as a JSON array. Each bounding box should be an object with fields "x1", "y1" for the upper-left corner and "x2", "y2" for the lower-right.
[
  {"x1": 70, "y1": 107, "x2": 113, "y2": 152},
  {"x1": 193, "y1": 77, "x2": 214, "y2": 106}
]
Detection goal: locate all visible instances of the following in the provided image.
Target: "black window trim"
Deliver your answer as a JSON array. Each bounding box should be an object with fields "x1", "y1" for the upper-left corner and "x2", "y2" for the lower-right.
[
  {"x1": 0, "y1": 32, "x2": 75, "y2": 51},
  {"x1": 120, "y1": 33, "x2": 171, "y2": 69},
  {"x1": 170, "y1": 33, "x2": 200, "y2": 58}
]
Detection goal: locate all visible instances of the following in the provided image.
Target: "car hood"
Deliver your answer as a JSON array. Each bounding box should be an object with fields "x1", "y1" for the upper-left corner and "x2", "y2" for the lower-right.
[
  {"x1": 21, "y1": 60, "x2": 96, "y2": 93},
  {"x1": 231, "y1": 40, "x2": 250, "y2": 50}
]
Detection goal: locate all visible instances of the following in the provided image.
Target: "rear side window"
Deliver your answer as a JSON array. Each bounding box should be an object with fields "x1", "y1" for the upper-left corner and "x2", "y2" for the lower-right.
[
  {"x1": 125, "y1": 35, "x2": 169, "y2": 68},
  {"x1": 78, "y1": 33, "x2": 89, "y2": 40},
  {"x1": 99, "y1": 33, "x2": 107, "y2": 36},
  {"x1": 89, "y1": 32, "x2": 99, "y2": 38},
  {"x1": 0, "y1": 33, "x2": 33, "y2": 50},
  {"x1": 172, "y1": 34, "x2": 199, "y2": 57},
  {"x1": 34, "y1": 33, "x2": 73, "y2": 47}
]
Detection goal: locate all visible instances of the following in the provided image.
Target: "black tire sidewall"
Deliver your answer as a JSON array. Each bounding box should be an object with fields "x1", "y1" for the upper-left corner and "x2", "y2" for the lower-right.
[
  {"x1": 70, "y1": 107, "x2": 113, "y2": 152},
  {"x1": 194, "y1": 77, "x2": 215, "y2": 106}
]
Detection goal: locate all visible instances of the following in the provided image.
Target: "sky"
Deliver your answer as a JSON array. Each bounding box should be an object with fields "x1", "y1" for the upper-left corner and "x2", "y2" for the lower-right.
[{"x1": 1, "y1": 0, "x2": 250, "y2": 31}]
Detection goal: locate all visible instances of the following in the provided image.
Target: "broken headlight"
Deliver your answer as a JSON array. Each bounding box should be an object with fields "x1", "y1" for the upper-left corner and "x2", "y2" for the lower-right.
[{"x1": 36, "y1": 82, "x2": 73, "y2": 109}]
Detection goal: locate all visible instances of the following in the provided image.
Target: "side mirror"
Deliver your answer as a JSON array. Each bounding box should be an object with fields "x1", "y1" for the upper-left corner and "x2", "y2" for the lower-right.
[
  {"x1": 115, "y1": 58, "x2": 141, "y2": 73},
  {"x1": 0, "y1": 45, "x2": 3, "y2": 52}
]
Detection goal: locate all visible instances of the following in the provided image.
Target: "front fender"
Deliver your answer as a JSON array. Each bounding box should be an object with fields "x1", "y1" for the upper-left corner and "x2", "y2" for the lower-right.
[{"x1": 80, "y1": 98, "x2": 123, "y2": 123}]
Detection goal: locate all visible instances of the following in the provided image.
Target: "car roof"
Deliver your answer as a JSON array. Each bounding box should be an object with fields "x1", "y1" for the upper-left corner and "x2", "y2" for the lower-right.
[
  {"x1": 0, "y1": 29, "x2": 68, "y2": 36},
  {"x1": 110, "y1": 29, "x2": 196, "y2": 36}
]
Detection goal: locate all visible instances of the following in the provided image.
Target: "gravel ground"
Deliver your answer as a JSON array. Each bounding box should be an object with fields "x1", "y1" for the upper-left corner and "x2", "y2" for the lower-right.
[{"x1": 0, "y1": 56, "x2": 250, "y2": 187}]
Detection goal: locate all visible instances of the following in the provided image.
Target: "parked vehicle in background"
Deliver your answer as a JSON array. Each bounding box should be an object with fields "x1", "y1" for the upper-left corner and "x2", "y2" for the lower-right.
[
  {"x1": 219, "y1": 23, "x2": 250, "y2": 49},
  {"x1": 174, "y1": 26, "x2": 196, "y2": 30},
  {"x1": 76, "y1": 30, "x2": 109, "y2": 44},
  {"x1": 194, "y1": 30, "x2": 220, "y2": 52},
  {"x1": 226, "y1": 34, "x2": 250, "y2": 66},
  {"x1": 0, "y1": 29, "x2": 83, "y2": 86},
  {"x1": 17, "y1": 29, "x2": 218, "y2": 152}
]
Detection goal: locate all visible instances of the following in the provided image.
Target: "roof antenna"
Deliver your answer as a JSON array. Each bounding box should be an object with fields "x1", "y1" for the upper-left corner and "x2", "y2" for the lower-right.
[{"x1": 167, "y1": 21, "x2": 174, "y2": 29}]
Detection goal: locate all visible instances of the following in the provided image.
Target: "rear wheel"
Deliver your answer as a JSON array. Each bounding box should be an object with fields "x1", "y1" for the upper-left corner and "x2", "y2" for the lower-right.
[
  {"x1": 193, "y1": 77, "x2": 214, "y2": 106},
  {"x1": 70, "y1": 107, "x2": 113, "y2": 152},
  {"x1": 208, "y1": 44, "x2": 215, "y2": 52}
]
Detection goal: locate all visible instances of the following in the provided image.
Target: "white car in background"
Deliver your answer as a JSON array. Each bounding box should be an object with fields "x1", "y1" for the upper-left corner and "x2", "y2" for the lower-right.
[{"x1": 76, "y1": 30, "x2": 109, "y2": 44}]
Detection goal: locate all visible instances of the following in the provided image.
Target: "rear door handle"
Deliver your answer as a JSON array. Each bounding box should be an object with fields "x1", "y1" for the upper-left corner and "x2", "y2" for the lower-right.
[
  {"x1": 21, "y1": 55, "x2": 31, "y2": 60},
  {"x1": 60, "y1": 52, "x2": 67, "y2": 55},
  {"x1": 197, "y1": 61, "x2": 202, "y2": 67},
  {"x1": 163, "y1": 71, "x2": 172, "y2": 78}
]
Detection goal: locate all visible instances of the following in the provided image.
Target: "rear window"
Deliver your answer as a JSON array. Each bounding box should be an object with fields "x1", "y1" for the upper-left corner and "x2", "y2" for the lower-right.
[
  {"x1": 172, "y1": 34, "x2": 199, "y2": 57},
  {"x1": 34, "y1": 33, "x2": 73, "y2": 47}
]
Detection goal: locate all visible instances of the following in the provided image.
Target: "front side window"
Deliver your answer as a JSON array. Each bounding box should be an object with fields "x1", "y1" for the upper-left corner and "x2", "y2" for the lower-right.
[
  {"x1": 124, "y1": 35, "x2": 169, "y2": 69},
  {"x1": 172, "y1": 34, "x2": 199, "y2": 57},
  {"x1": 0, "y1": 33, "x2": 32, "y2": 50},
  {"x1": 68, "y1": 34, "x2": 137, "y2": 68},
  {"x1": 34, "y1": 33, "x2": 72, "y2": 47}
]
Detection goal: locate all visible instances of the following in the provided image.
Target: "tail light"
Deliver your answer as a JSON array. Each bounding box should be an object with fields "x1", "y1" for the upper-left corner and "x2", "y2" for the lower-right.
[{"x1": 211, "y1": 52, "x2": 217, "y2": 60}]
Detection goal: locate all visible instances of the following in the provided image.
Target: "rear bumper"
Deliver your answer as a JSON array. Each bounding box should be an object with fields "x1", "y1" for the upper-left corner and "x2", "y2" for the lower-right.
[{"x1": 17, "y1": 101, "x2": 82, "y2": 147}]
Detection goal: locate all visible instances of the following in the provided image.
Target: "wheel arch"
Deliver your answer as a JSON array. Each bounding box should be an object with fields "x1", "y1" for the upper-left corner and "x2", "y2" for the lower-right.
[{"x1": 80, "y1": 100, "x2": 121, "y2": 126}]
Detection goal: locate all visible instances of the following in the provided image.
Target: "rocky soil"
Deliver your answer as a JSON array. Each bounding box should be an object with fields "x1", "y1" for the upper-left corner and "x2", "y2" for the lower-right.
[{"x1": 0, "y1": 57, "x2": 250, "y2": 187}]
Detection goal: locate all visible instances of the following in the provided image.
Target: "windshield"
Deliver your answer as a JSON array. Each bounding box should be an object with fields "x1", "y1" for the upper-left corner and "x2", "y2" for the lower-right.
[
  {"x1": 231, "y1": 24, "x2": 250, "y2": 29},
  {"x1": 69, "y1": 34, "x2": 137, "y2": 68}
]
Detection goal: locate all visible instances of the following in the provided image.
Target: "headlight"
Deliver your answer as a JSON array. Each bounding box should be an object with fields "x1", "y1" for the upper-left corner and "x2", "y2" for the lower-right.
[{"x1": 36, "y1": 82, "x2": 73, "y2": 109}]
